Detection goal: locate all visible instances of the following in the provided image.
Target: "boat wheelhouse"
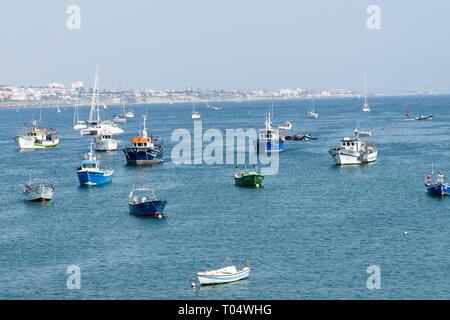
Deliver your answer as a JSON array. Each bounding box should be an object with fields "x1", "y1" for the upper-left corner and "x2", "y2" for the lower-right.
[{"x1": 95, "y1": 131, "x2": 117, "y2": 152}]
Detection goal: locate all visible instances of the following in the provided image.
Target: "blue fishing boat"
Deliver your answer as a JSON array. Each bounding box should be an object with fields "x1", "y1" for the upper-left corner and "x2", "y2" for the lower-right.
[
  {"x1": 253, "y1": 111, "x2": 285, "y2": 153},
  {"x1": 123, "y1": 115, "x2": 163, "y2": 165},
  {"x1": 425, "y1": 172, "x2": 450, "y2": 196},
  {"x1": 128, "y1": 187, "x2": 167, "y2": 217},
  {"x1": 76, "y1": 143, "x2": 113, "y2": 186}
]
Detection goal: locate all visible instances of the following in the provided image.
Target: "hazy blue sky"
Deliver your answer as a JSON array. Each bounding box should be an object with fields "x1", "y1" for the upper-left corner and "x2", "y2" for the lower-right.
[{"x1": 0, "y1": 0, "x2": 449, "y2": 91}]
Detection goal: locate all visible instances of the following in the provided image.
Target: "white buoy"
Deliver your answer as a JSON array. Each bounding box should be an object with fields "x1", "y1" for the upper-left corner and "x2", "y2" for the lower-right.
[
  {"x1": 404, "y1": 232, "x2": 408, "y2": 235},
  {"x1": 191, "y1": 282, "x2": 196, "y2": 288}
]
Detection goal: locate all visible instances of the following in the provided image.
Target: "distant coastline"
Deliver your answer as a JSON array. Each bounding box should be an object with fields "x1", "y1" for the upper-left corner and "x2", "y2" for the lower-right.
[{"x1": 0, "y1": 91, "x2": 441, "y2": 109}]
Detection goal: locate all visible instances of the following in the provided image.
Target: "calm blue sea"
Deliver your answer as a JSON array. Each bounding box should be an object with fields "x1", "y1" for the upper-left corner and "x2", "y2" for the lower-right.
[{"x1": 1, "y1": 95, "x2": 450, "y2": 299}]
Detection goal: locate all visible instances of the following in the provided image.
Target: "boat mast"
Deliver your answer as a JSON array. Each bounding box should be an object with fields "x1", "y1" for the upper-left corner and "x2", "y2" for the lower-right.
[{"x1": 364, "y1": 73, "x2": 368, "y2": 107}]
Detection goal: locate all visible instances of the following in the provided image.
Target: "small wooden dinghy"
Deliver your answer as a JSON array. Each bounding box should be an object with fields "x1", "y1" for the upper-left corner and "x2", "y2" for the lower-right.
[{"x1": 196, "y1": 258, "x2": 250, "y2": 285}]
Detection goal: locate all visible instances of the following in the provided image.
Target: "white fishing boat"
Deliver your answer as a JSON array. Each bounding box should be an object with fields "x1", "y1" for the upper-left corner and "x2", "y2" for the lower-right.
[
  {"x1": 196, "y1": 258, "x2": 250, "y2": 285},
  {"x1": 329, "y1": 130, "x2": 377, "y2": 165},
  {"x1": 278, "y1": 121, "x2": 293, "y2": 131},
  {"x1": 362, "y1": 74, "x2": 371, "y2": 112},
  {"x1": 22, "y1": 177, "x2": 54, "y2": 202},
  {"x1": 95, "y1": 131, "x2": 117, "y2": 152},
  {"x1": 14, "y1": 120, "x2": 59, "y2": 149},
  {"x1": 307, "y1": 96, "x2": 318, "y2": 118},
  {"x1": 192, "y1": 102, "x2": 201, "y2": 119}
]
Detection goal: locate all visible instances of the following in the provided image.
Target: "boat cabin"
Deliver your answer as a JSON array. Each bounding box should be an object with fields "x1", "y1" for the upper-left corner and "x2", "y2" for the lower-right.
[
  {"x1": 340, "y1": 137, "x2": 362, "y2": 152},
  {"x1": 131, "y1": 137, "x2": 153, "y2": 148},
  {"x1": 80, "y1": 160, "x2": 100, "y2": 171}
]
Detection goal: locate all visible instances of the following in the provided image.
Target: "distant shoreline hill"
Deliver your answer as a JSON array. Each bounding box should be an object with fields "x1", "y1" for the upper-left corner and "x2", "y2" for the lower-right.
[{"x1": 0, "y1": 91, "x2": 441, "y2": 109}]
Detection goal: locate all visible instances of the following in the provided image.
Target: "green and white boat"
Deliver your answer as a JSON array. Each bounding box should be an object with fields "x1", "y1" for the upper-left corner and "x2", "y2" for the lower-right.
[{"x1": 234, "y1": 166, "x2": 264, "y2": 187}]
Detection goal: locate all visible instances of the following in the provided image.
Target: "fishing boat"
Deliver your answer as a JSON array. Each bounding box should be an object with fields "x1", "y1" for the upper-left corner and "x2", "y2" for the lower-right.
[
  {"x1": 126, "y1": 105, "x2": 134, "y2": 118},
  {"x1": 192, "y1": 102, "x2": 201, "y2": 119},
  {"x1": 22, "y1": 177, "x2": 54, "y2": 202},
  {"x1": 196, "y1": 258, "x2": 250, "y2": 286},
  {"x1": 425, "y1": 171, "x2": 450, "y2": 196},
  {"x1": 278, "y1": 121, "x2": 293, "y2": 131},
  {"x1": 76, "y1": 143, "x2": 113, "y2": 186},
  {"x1": 128, "y1": 186, "x2": 167, "y2": 217},
  {"x1": 362, "y1": 74, "x2": 371, "y2": 112},
  {"x1": 406, "y1": 108, "x2": 410, "y2": 117},
  {"x1": 415, "y1": 114, "x2": 433, "y2": 120},
  {"x1": 234, "y1": 166, "x2": 264, "y2": 187},
  {"x1": 307, "y1": 96, "x2": 318, "y2": 118},
  {"x1": 123, "y1": 115, "x2": 163, "y2": 165},
  {"x1": 329, "y1": 130, "x2": 377, "y2": 165},
  {"x1": 254, "y1": 111, "x2": 285, "y2": 153},
  {"x1": 94, "y1": 131, "x2": 117, "y2": 152},
  {"x1": 14, "y1": 120, "x2": 59, "y2": 149}
]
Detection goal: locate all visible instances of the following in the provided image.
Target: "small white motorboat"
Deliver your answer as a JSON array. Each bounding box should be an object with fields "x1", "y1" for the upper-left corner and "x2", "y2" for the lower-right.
[
  {"x1": 354, "y1": 127, "x2": 372, "y2": 137},
  {"x1": 278, "y1": 121, "x2": 293, "y2": 130},
  {"x1": 23, "y1": 177, "x2": 54, "y2": 202},
  {"x1": 196, "y1": 258, "x2": 250, "y2": 285}
]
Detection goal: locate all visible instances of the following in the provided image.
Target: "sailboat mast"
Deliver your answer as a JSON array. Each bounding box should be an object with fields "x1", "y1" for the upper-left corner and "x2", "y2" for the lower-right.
[{"x1": 364, "y1": 74, "x2": 367, "y2": 106}]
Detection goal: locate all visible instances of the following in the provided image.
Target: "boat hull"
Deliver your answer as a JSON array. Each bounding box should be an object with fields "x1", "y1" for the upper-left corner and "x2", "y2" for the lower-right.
[
  {"x1": 197, "y1": 268, "x2": 250, "y2": 285},
  {"x1": 129, "y1": 200, "x2": 167, "y2": 216},
  {"x1": 23, "y1": 185, "x2": 54, "y2": 202},
  {"x1": 14, "y1": 136, "x2": 59, "y2": 149},
  {"x1": 123, "y1": 148, "x2": 163, "y2": 165},
  {"x1": 426, "y1": 183, "x2": 450, "y2": 196},
  {"x1": 254, "y1": 140, "x2": 285, "y2": 154},
  {"x1": 329, "y1": 148, "x2": 377, "y2": 165},
  {"x1": 77, "y1": 170, "x2": 113, "y2": 186},
  {"x1": 235, "y1": 174, "x2": 264, "y2": 187}
]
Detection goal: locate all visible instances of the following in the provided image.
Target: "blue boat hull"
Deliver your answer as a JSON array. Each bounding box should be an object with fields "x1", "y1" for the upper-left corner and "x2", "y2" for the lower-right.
[
  {"x1": 123, "y1": 148, "x2": 163, "y2": 165},
  {"x1": 129, "y1": 200, "x2": 167, "y2": 216},
  {"x1": 255, "y1": 140, "x2": 285, "y2": 154},
  {"x1": 77, "y1": 170, "x2": 113, "y2": 186},
  {"x1": 426, "y1": 183, "x2": 450, "y2": 196}
]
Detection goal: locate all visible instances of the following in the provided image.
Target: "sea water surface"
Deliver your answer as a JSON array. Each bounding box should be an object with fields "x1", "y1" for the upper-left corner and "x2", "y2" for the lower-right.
[{"x1": 1, "y1": 96, "x2": 450, "y2": 299}]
